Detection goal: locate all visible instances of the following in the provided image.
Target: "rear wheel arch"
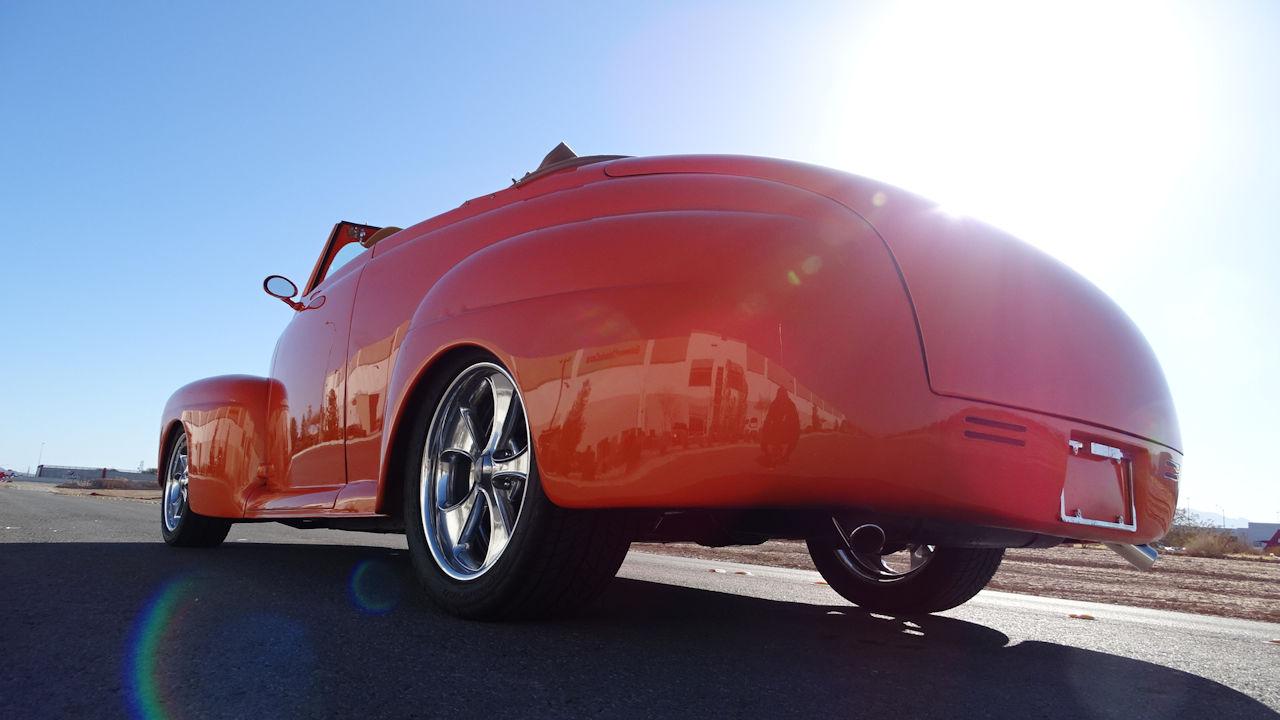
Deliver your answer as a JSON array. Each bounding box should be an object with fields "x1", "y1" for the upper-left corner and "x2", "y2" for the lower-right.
[
  {"x1": 399, "y1": 348, "x2": 637, "y2": 618},
  {"x1": 378, "y1": 341, "x2": 501, "y2": 520}
]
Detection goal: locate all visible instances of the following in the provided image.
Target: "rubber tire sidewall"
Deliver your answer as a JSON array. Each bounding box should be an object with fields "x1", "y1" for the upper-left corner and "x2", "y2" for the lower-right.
[
  {"x1": 808, "y1": 537, "x2": 1004, "y2": 615},
  {"x1": 404, "y1": 350, "x2": 613, "y2": 620}
]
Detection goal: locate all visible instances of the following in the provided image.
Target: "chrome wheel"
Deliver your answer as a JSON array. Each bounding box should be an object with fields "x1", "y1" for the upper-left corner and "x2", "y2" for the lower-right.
[
  {"x1": 163, "y1": 435, "x2": 189, "y2": 532},
  {"x1": 421, "y1": 362, "x2": 531, "y2": 581},
  {"x1": 840, "y1": 543, "x2": 936, "y2": 583}
]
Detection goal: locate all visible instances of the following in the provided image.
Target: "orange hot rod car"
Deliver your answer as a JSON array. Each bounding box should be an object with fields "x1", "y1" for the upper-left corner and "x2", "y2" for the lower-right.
[{"x1": 158, "y1": 144, "x2": 1181, "y2": 618}]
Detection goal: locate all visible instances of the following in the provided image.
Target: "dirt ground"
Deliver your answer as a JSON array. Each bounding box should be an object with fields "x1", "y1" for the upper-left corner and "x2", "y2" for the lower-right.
[
  {"x1": 2, "y1": 481, "x2": 161, "y2": 503},
  {"x1": 51, "y1": 487, "x2": 162, "y2": 501},
  {"x1": 633, "y1": 540, "x2": 1280, "y2": 624}
]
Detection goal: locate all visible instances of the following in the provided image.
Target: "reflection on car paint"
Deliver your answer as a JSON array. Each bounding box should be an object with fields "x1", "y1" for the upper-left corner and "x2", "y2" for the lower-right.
[
  {"x1": 518, "y1": 331, "x2": 849, "y2": 484},
  {"x1": 159, "y1": 152, "x2": 1180, "y2": 546}
]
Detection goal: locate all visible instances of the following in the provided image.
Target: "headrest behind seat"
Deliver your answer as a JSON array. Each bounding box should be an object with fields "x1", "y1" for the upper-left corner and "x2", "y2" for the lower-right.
[{"x1": 361, "y1": 226, "x2": 403, "y2": 248}]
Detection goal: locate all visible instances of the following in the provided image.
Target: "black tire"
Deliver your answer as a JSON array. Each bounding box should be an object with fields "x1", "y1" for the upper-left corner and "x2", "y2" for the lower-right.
[
  {"x1": 404, "y1": 350, "x2": 635, "y2": 620},
  {"x1": 807, "y1": 535, "x2": 1003, "y2": 614},
  {"x1": 160, "y1": 430, "x2": 231, "y2": 548}
]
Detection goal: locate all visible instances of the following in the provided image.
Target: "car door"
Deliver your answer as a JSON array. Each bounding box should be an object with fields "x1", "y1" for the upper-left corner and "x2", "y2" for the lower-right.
[{"x1": 256, "y1": 222, "x2": 378, "y2": 511}]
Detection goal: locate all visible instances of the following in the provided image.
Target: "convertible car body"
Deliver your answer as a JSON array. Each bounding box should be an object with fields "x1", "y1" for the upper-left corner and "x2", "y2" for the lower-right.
[{"x1": 158, "y1": 144, "x2": 1180, "y2": 617}]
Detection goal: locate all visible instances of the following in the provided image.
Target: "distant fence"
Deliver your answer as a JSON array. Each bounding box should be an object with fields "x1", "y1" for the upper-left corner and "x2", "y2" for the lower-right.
[{"x1": 36, "y1": 465, "x2": 157, "y2": 483}]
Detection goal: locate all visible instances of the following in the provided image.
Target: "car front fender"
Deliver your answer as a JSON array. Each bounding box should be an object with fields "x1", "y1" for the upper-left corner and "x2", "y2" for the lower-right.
[{"x1": 159, "y1": 374, "x2": 281, "y2": 518}]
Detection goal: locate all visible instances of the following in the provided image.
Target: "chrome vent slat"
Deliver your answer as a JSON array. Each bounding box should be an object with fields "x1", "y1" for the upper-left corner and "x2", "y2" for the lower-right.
[
  {"x1": 962, "y1": 430, "x2": 1026, "y2": 447},
  {"x1": 963, "y1": 416, "x2": 1027, "y2": 433},
  {"x1": 961, "y1": 416, "x2": 1026, "y2": 447}
]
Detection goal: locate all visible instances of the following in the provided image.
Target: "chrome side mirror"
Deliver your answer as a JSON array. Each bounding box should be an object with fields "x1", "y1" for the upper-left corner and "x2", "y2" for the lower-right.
[{"x1": 263, "y1": 275, "x2": 303, "y2": 310}]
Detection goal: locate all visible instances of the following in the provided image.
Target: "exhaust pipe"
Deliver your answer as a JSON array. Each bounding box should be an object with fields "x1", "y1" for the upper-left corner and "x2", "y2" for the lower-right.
[
  {"x1": 1105, "y1": 543, "x2": 1158, "y2": 571},
  {"x1": 832, "y1": 518, "x2": 885, "y2": 554}
]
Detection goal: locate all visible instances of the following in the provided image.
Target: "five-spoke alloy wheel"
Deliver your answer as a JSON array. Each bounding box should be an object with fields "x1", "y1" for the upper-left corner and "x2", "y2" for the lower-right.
[
  {"x1": 405, "y1": 352, "x2": 635, "y2": 620},
  {"x1": 421, "y1": 362, "x2": 531, "y2": 580},
  {"x1": 841, "y1": 543, "x2": 936, "y2": 583}
]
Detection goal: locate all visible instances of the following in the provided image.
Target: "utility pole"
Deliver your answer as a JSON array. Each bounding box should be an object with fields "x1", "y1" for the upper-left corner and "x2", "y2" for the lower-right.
[{"x1": 36, "y1": 441, "x2": 45, "y2": 471}]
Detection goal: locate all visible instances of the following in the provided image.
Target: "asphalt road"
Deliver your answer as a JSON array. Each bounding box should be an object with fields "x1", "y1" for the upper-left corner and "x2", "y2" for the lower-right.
[{"x1": 1, "y1": 486, "x2": 1276, "y2": 719}]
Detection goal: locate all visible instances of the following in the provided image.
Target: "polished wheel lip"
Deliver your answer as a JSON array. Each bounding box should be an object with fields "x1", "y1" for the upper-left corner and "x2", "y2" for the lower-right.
[
  {"x1": 838, "y1": 543, "x2": 935, "y2": 583},
  {"x1": 163, "y1": 434, "x2": 189, "y2": 532},
  {"x1": 420, "y1": 362, "x2": 532, "y2": 582}
]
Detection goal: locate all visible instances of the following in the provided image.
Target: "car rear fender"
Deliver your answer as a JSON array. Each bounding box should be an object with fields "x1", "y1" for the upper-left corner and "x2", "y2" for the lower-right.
[
  {"x1": 378, "y1": 195, "x2": 926, "y2": 509},
  {"x1": 602, "y1": 156, "x2": 1181, "y2": 452}
]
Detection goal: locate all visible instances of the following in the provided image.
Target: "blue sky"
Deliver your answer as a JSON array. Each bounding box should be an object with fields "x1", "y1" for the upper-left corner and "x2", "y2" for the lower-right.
[{"x1": 1, "y1": 1, "x2": 1276, "y2": 522}]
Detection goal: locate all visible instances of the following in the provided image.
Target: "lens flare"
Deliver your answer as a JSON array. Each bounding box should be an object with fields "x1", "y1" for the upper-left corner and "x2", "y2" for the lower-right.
[
  {"x1": 124, "y1": 577, "x2": 193, "y2": 720},
  {"x1": 349, "y1": 558, "x2": 402, "y2": 614}
]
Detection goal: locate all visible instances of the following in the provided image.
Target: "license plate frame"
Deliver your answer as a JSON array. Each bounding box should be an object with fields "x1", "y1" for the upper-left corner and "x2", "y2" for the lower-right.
[{"x1": 1059, "y1": 440, "x2": 1138, "y2": 532}]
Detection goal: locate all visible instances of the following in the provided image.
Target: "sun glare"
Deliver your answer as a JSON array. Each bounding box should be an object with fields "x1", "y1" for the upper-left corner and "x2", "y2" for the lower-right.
[{"x1": 822, "y1": 0, "x2": 1204, "y2": 285}]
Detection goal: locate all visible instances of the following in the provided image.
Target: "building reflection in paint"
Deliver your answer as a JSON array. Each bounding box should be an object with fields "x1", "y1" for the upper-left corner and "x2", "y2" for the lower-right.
[
  {"x1": 518, "y1": 331, "x2": 849, "y2": 484},
  {"x1": 186, "y1": 404, "x2": 258, "y2": 487}
]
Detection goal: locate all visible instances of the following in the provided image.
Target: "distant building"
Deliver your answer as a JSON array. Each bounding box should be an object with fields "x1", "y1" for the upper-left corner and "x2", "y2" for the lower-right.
[
  {"x1": 1245, "y1": 522, "x2": 1280, "y2": 549},
  {"x1": 36, "y1": 464, "x2": 157, "y2": 484},
  {"x1": 36, "y1": 464, "x2": 108, "y2": 479}
]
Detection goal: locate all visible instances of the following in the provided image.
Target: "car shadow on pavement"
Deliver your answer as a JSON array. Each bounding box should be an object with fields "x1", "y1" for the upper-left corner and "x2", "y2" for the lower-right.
[{"x1": 1, "y1": 541, "x2": 1273, "y2": 720}]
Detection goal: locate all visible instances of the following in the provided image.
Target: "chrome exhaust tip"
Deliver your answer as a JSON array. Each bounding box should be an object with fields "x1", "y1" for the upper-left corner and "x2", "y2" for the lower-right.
[
  {"x1": 832, "y1": 517, "x2": 886, "y2": 554},
  {"x1": 1105, "y1": 543, "x2": 1158, "y2": 571},
  {"x1": 848, "y1": 524, "x2": 886, "y2": 554}
]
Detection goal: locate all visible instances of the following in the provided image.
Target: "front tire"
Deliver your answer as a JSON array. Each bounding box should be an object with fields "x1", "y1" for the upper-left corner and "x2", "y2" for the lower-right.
[
  {"x1": 160, "y1": 430, "x2": 231, "y2": 547},
  {"x1": 807, "y1": 534, "x2": 1003, "y2": 614},
  {"x1": 404, "y1": 352, "x2": 634, "y2": 620}
]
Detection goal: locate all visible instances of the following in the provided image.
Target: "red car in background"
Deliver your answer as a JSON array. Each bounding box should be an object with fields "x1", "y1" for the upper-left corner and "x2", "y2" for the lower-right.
[{"x1": 157, "y1": 145, "x2": 1180, "y2": 619}]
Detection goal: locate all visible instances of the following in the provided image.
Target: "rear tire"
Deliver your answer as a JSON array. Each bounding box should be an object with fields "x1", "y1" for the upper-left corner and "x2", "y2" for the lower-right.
[
  {"x1": 807, "y1": 534, "x2": 1003, "y2": 614},
  {"x1": 160, "y1": 430, "x2": 231, "y2": 548},
  {"x1": 404, "y1": 351, "x2": 634, "y2": 620}
]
